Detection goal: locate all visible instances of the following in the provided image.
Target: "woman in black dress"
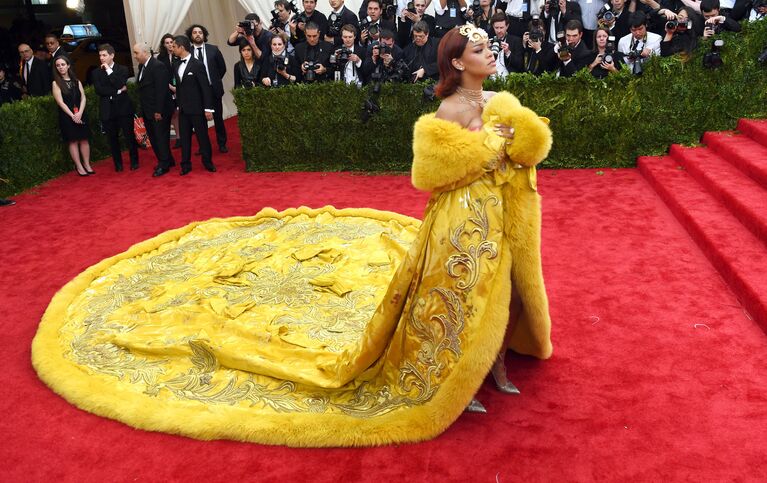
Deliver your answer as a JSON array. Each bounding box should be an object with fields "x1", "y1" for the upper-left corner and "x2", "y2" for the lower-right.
[
  {"x1": 587, "y1": 27, "x2": 625, "y2": 79},
  {"x1": 51, "y1": 56, "x2": 92, "y2": 176},
  {"x1": 233, "y1": 41, "x2": 261, "y2": 89},
  {"x1": 259, "y1": 33, "x2": 299, "y2": 88},
  {"x1": 157, "y1": 33, "x2": 181, "y2": 149}
]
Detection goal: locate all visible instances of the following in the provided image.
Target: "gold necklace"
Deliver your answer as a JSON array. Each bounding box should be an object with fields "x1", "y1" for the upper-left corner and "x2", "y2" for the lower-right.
[{"x1": 456, "y1": 86, "x2": 485, "y2": 108}]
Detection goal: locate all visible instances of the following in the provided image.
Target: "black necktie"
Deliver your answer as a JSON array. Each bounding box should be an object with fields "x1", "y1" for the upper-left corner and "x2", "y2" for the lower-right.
[{"x1": 196, "y1": 47, "x2": 203, "y2": 61}]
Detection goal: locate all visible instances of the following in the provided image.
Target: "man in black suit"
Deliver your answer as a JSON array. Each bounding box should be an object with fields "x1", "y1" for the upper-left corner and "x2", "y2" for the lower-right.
[
  {"x1": 133, "y1": 42, "x2": 176, "y2": 178},
  {"x1": 555, "y1": 20, "x2": 592, "y2": 76},
  {"x1": 17, "y1": 43, "x2": 51, "y2": 97},
  {"x1": 186, "y1": 24, "x2": 228, "y2": 153},
  {"x1": 294, "y1": 23, "x2": 334, "y2": 82},
  {"x1": 326, "y1": 0, "x2": 360, "y2": 46},
  {"x1": 358, "y1": 0, "x2": 397, "y2": 48},
  {"x1": 397, "y1": 0, "x2": 436, "y2": 47},
  {"x1": 172, "y1": 35, "x2": 215, "y2": 175},
  {"x1": 44, "y1": 33, "x2": 68, "y2": 64},
  {"x1": 402, "y1": 21, "x2": 439, "y2": 82},
  {"x1": 360, "y1": 28, "x2": 403, "y2": 83},
  {"x1": 292, "y1": 0, "x2": 329, "y2": 44},
  {"x1": 543, "y1": 0, "x2": 583, "y2": 45},
  {"x1": 92, "y1": 43, "x2": 139, "y2": 172}
]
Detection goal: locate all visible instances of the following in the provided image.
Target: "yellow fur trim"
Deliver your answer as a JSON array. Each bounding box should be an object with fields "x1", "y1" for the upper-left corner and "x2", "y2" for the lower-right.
[
  {"x1": 411, "y1": 114, "x2": 496, "y2": 192},
  {"x1": 482, "y1": 92, "x2": 553, "y2": 167}
]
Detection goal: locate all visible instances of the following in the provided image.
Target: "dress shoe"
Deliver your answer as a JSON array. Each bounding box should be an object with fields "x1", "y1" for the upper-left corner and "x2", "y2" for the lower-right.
[
  {"x1": 180, "y1": 167, "x2": 191, "y2": 176},
  {"x1": 130, "y1": 163, "x2": 139, "y2": 171},
  {"x1": 115, "y1": 165, "x2": 124, "y2": 172},
  {"x1": 204, "y1": 164, "x2": 216, "y2": 173},
  {"x1": 153, "y1": 167, "x2": 169, "y2": 177},
  {"x1": 491, "y1": 365, "x2": 520, "y2": 395},
  {"x1": 465, "y1": 399, "x2": 487, "y2": 413},
  {"x1": 219, "y1": 145, "x2": 228, "y2": 153},
  {"x1": 0, "y1": 198, "x2": 16, "y2": 206}
]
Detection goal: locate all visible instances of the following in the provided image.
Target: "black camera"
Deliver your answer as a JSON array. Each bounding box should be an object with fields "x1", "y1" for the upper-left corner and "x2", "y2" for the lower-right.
[
  {"x1": 705, "y1": 22, "x2": 723, "y2": 35},
  {"x1": 380, "y1": 0, "x2": 398, "y2": 19},
  {"x1": 666, "y1": 18, "x2": 692, "y2": 32},
  {"x1": 331, "y1": 47, "x2": 353, "y2": 64},
  {"x1": 360, "y1": 16, "x2": 381, "y2": 38},
  {"x1": 303, "y1": 60, "x2": 321, "y2": 81},
  {"x1": 238, "y1": 20, "x2": 254, "y2": 36},
  {"x1": 270, "y1": 9, "x2": 282, "y2": 30},
  {"x1": 556, "y1": 31, "x2": 570, "y2": 60},
  {"x1": 241, "y1": 79, "x2": 255, "y2": 88},
  {"x1": 273, "y1": 54, "x2": 289, "y2": 71},
  {"x1": 603, "y1": 36, "x2": 616, "y2": 64},
  {"x1": 529, "y1": 29, "x2": 544, "y2": 43},
  {"x1": 703, "y1": 39, "x2": 724, "y2": 68},
  {"x1": 548, "y1": 0, "x2": 560, "y2": 15},
  {"x1": 407, "y1": 1, "x2": 417, "y2": 14},
  {"x1": 490, "y1": 38, "x2": 502, "y2": 58},
  {"x1": 388, "y1": 59, "x2": 413, "y2": 82},
  {"x1": 328, "y1": 12, "x2": 343, "y2": 36},
  {"x1": 626, "y1": 49, "x2": 643, "y2": 62}
]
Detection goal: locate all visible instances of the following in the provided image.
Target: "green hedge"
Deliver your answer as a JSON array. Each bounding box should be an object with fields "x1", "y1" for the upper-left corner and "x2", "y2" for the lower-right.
[{"x1": 235, "y1": 19, "x2": 767, "y2": 172}]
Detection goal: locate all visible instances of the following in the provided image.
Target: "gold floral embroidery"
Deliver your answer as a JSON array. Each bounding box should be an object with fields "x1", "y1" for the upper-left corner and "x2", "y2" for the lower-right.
[{"x1": 446, "y1": 196, "x2": 499, "y2": 290}]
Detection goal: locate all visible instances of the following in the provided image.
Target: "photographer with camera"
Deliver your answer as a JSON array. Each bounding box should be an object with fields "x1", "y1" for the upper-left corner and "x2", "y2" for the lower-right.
[
  {"x1": 504, "y1": 0, "x2": 544, "y2": 38},
  {"x1": 700, "y1": 0, "x2": 741, "y2": 38},
  {"x1": 731, "y1": 0, "x2": 767, "y2": 21},
  {"x1": 228, "y1": 13, "x2": 273, "y2": 62},
  {"x1": 360, "y1": 28, "x2": 404, "y2": 83},
  {"x1": 490, "y1": 12, "x2": 525, "y2": 77},
  {"x1": 292, "y1": 0, "x2": 329, "y2": 44},
  {"x1": 588, "y1": 27, "x2": 625, "y2": 77},
  {"x1": 575, "y1": 0, "x2": 608, "y2": 49},
  {"x1": 398, "y1": 0, "x2": 437, "y2": 46},
  {"x1": 326, "y1": 0, "x2": 360, "y2": 46},
  {"x1": 553, "y1": 19, "x2": 593, "y2": 76},
  {"x1": 234, "y1": 42, "x2": 261, "y2": 89},
  {"x1": 260, "y1": 33, "x2": 300, "y2": 87},
  {"x1": 402, "y1": 21, "x2": 439, "y2": 81},
  {"x1": 618, "y1": 12, "x2": 661, "y2": 74},
  {"x1": 468, "y1": 0, "x2": 498, "y2": 36},
  {"x1": 659, "y1": 7, "x2": 699, "y2": 56},
  {"x1": 433, "y1": 0, "x2": 469, "y2": 39},
  {"x1": 359, "y1": 0, "x2": 398, "y2": 47},
  {"x1": 597, "y1": 0, "x2": 631, "y2": 41},
  {"x1": 358, "y1": 0, "x2": 404, "y2": 22},
  {"x1": 295, "y1": 22, "x2": 333, "y2": 82},
  {"x1": 543, "y1": 0, "x2": 583, "y2": 44},
  {"x1": 270, "y1": 1, "x2": 297, "y2": 53},
  {"x1": 329, "y1": 24, "x2": 366, "y2": 85},
  {"x1": 522, "y1": 15, "x2": 558, "y2": 74}
]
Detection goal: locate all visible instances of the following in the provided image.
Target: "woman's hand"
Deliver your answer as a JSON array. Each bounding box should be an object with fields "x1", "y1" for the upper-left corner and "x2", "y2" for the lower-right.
[
  {"x1": 262, "y1": 77, "x2": 272, "y2": 87},
  {"x1": 494, "y1": 123, "x2": 515, "y2": 145}
]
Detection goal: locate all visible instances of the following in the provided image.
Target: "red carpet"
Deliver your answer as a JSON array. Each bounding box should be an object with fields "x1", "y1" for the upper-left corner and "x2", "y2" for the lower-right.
[{"x1": 2, "y1": 117, "x2": 767, "y2": 481}]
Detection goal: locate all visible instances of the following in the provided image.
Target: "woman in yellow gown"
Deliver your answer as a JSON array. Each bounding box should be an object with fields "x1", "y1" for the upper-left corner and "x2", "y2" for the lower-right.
[{"x1": 31, "y1": 25, "x2": 552, "y2": 447}]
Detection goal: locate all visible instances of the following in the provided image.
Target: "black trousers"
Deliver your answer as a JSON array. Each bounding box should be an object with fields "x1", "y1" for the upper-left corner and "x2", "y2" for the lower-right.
[
  {"x1": 103, "y1": 115, "x2": 138, "y2": 169},
  {"x1": 212, "y1": 95, "x2": 227, "y2": 148},
  {"x1": 179, "y1": 112, "x2": 213, "y2": 170},
  {"x1": 144, "y1": 114, "x2": 175, "y2": 170}
]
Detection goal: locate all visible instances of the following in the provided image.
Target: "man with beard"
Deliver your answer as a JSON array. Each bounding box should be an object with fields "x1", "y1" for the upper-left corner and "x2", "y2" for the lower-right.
[
  {"x1": 186, "y1": 24, "x2": 228, "y2": 153},
  {"x1": 292, "y1": 0, "x2": 329, "y2": 44}
]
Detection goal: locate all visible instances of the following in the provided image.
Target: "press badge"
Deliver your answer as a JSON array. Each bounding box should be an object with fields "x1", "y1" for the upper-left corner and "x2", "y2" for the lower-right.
[
  {"x1": 450, "y1": 7, "x2": 457, "y2": 17},
  {"x1": 522, "y1": 2, "x2": 529, "y2": 12}
]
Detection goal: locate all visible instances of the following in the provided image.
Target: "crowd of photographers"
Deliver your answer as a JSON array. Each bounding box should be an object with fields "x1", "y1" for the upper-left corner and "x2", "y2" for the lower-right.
[{"x1": 224, "y1": 0, "x2": 766, "y2": 90}]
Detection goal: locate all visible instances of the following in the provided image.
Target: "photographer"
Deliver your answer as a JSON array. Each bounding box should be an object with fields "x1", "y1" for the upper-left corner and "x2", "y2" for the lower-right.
[
  {"x1": 588, "y1": 27, "x2": 625, "y2": 77},
  {"x1": 326, "y1": 0, "x2": 360, "y2": 46},
  {"x1": 360, "y1": 0, "x2": 398, "y2": 47},
  {"x1": 576, "y1": 0, "x2": 608, "y2": 48},
  {"x1": 660, "y1": 7, "x2": 698, "y2": 56},
  {"x1": 234, "y1": 42, "x2": 261, "y2": 88},
  {"x1": 490, "y1": 12, "x2": 525, "y2": 78},
  {"x1": 505, "y1": 0, "x2": 545, "y2": 38},
  {"x1": 398, "y1": 0, "x2": 437, "y2": 47},
  {"x1": 553, "y1": 19, "x2": 593, "y2": 76},
  {"x1": 470, "y1": 0, "x2": 498, "y2": 36},
  {"x1": 330, "y1": 24, "x2": 366, "y2": 85},
  {"x1": 294, "y1": 22, "x2": 333, "y2": 82},
  {"x1": 433, "y1": 0, "x2": 469, "y2": 39},
  {"x1": 402, "y1": 21, "x2": 439, "y2": 81},
  {"x1": 358, "y1": 0, "x2": 403, "y2": 22},
  {"x1": 618, "y1": 11, "x2": 661, "y2": 74},
  {"x1": 227, "y1": 13, "x2": 273, "y2": 61},
  {"x1": 360, "y1": 28, "x2": 404, "y2": 83},
  {"x1": 270, "y1": 1, "x2": 296, "y2": 53},
  {"x1": 598, "y1": 0, "x2": 632, "y2": 41},
  {"x1": 543, "y1": 0, "x2": 583, "y2": 44},
  {"x1": 522, "y1": 16, "x2": 558, "y2": 74},
  {"x1": 700, "y1": 0, "x2": 741, "y2": 37},
  {"x1": 292, "y1": 0, "x2": 329, "y2": 44},
  {"x1": 731, "y1": 0, "x2": 767, "y2": 21},
  {"x1": 260, "y1": 33, "x2": 300, "y2": 87}
]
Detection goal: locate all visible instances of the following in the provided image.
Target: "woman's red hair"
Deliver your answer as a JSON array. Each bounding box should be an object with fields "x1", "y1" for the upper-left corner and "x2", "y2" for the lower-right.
[{"x1": 434, "y1": 27, "x2": 469, "y2": 99}]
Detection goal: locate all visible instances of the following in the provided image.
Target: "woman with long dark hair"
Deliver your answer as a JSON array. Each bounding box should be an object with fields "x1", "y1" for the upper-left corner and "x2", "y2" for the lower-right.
[
  {"x1": 587, "y1": 27, "x2": 625, "y2": 78},
  {"x1": 51, "y1": 55, "x2": 92, "y2": 176},
  {"x1": 157, "y1": 33, "x2": 181, "y2": 149},
  {"x1": 660, "y1": 7, "x2": 699, "y2": 58},
  {"x1": 233, "y1": 42, "x2": 261, "y2": 88}
]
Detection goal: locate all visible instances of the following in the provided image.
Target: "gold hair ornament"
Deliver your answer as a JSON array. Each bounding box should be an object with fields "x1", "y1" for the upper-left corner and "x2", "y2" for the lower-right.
[{"x1": 458, "y1": 24, "x2": 489, "y2": 44}]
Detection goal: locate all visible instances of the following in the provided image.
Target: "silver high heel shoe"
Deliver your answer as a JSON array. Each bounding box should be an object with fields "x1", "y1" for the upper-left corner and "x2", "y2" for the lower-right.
[
  {"x1": 492, "y1": 355, "x2": 520, "y2": 394},
  {"x1": 465, "y1": 399, "x2": 487, "y2": 413}
]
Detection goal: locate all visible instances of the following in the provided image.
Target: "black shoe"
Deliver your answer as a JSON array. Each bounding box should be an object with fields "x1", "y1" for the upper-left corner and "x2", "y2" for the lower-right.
[
  {"x1": 219, "y1": 145, "x2": 228, "y2": 153},
  {"x1": 85, "y1": 169, "x2": 95, "y2": 175},
  {"x1": 173, "y1": 140, "x2": 181, "y2": 149},
  {"x1": 153, "y1": 167, "x2": 169, "y2": 177},
  {"x1": 0, "y1": 199, "x2": 16, "y2": 206},
  {"x1": 115, "y1": 165, "x2": 124, "y2": 172},
  {"x1": 180, "y1": 167, "x2": 191, "y2": 176},
  {"x1": 130, "y1": 163, "x2": 139, "y2": 171},
  {"x1": 204, "y1": 164, "x2": 216, "y2": 173},
  {"x1": 78, "y1": 171, "x2": 88, "y2": 177}
]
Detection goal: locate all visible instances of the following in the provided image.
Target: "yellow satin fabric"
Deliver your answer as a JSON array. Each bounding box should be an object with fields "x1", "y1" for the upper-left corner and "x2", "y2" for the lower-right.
[{"x1": 32, "y1": 165, "x2": 549, "y2": 446}]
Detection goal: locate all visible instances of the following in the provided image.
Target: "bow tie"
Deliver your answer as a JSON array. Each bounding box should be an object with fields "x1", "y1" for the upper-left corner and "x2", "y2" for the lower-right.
[{"x1": 180, "y1": 59, "x2": 188, "y2": 64}]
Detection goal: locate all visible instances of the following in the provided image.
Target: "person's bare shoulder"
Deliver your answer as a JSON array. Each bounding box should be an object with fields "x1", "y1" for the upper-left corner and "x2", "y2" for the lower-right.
[{"x1": 435, "y1": 97, "x2": 463, "y2": 123}]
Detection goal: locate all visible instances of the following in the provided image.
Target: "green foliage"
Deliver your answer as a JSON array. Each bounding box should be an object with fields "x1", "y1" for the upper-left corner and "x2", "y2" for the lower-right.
[{"x1": 236, "y1": 20, "x2": 767, "y2": 172}]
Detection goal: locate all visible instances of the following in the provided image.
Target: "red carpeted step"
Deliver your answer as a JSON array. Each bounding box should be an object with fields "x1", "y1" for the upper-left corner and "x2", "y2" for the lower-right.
[
  {"x1": 638, "y1": 155, "x2": 767, "y2": 333},
  {"x1": 668, "y1": 144, "x2": 767, "y2": 245},
  {"x1": 703, "y1": 131, "x2": 767, "y2": 189},
  {"x1": 738, "y1": 118, "x2": 767, "y2": 148}
]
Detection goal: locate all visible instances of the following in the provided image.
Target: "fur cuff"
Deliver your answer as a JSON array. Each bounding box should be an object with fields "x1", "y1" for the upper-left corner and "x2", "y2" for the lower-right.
[
  {"x1": 411, "y1": 114, "x2": 496, "y2": 193},
  {"x1": 482, "y1": 92, "x2": 552, "y2": 167}
]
